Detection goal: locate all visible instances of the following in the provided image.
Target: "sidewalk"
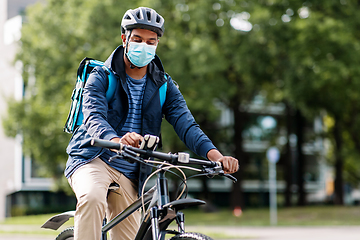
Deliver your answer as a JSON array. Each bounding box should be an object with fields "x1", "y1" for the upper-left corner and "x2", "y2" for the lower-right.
[
  {"x1": 0, "y1": 225, "x2": 359, "y2": 240},
  {"x1": 187, "y1": 226, "x2": 360, "y2": 240}
]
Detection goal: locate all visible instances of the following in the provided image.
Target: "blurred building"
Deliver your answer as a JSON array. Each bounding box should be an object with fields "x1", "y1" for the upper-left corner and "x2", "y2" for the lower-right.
[
  {"x1": 215, "y1": 98, "x2": 332, "y2": 206},
  {"x1": 0, "y1": 0, "x2": 74, "y2": 220},
  {"x1": 183, "y1": 98, "x2": 333, "y2": 207}
]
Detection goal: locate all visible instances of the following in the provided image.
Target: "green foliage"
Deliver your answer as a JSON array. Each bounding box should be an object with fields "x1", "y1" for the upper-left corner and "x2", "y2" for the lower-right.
[
  {"x1": 260, "y1": 0, "x2": 360, "y2": 185},
  {"x1": 2, "y1": 0, "x2": 138, "y2": 185},
  {"x1": 4, "y1": 0, "x2": 360, "y2": 192},
  {"x1": 155, "y1": 0, "x2": 282, "y2": 153}
]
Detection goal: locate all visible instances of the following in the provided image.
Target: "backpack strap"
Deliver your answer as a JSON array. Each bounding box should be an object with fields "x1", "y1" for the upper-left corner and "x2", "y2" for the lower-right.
[
  {"x1": 159, "y1": 82, "x2": 167, "y2": 108},
  {"x1": 101, "y1": 65, "x2": 117, "y2": 102},
  {"x1": 159, "y1": 74, "x2": 168, "y2": 108}
]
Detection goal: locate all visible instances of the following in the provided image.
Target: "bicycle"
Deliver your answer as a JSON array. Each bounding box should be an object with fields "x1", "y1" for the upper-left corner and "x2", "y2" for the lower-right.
[{"x1": 42, "y1": 135, "x2": 237, "y2": 240}]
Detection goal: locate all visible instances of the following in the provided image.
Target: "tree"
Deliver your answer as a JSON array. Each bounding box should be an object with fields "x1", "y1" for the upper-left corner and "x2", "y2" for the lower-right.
[
  {"x1": 261, "y1": 0, "x2": 360, "y2": 205},
  {"x1": 3, "y1": 0, "x2": 232, "y2": 194},
  {"x1": 2, "y1": 0, "x2": 137, "y2": 190},
  {"x1": 155, "y1": 0, "x2": 284, "y2": 208},
  {"x1": 5, "y1": 0, "x2": 360, "y2": 208},
  {"x1": 4, "y1": 0, "x2": 275, "y2": 206}
]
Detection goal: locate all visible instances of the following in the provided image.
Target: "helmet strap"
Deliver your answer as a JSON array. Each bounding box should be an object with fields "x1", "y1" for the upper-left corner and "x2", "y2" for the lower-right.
[
  {"x1": 124, "y1": 29, "x2": 144, "y2": 69},
  {"x1": 124, "y1": 30, "x2": 134, "y2": 68}
]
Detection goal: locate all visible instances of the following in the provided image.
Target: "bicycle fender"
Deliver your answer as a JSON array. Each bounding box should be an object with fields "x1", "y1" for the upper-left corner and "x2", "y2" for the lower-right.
[
  {"x1": 41, "y1": 210, "x2": 75, "y2": 230},
  {"x1": 163, "y1": 199, "x2": 206, "y2": 211}
]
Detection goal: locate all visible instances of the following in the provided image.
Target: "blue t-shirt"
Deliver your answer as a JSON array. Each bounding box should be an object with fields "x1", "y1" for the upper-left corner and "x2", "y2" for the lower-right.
[{"x1": 100, "y1": 74, "x2": 147, "y2": 179}]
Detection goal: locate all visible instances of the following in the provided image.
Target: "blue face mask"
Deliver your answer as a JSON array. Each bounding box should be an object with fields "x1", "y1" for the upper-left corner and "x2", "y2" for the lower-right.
[{"x1": 126, "y1": 42, "x2": 157, "y2": 67}]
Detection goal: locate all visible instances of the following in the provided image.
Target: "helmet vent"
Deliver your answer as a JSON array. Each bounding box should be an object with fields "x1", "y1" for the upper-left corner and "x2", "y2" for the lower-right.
[
  {"x1": 156, "y1": 15, "x2": 161, "y2": 23},
  {"x1": 146, "y1": 10, "x2": 151, "y2": 21},
  {"x1": 124, "y1": 14, "x2": 131, "y2": 20},
  {"x1": 136, "y1": 10, "x2": 141, "y2": 19}
]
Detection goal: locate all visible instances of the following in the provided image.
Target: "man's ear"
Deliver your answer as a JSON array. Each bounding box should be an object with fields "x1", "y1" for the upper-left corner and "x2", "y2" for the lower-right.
[{"x1": 121, "y1": 34, "x2": 126, "y2": 47}]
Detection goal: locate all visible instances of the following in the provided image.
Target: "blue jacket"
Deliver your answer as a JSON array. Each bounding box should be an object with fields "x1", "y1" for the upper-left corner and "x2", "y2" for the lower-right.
[{"x1": 65, "y1": 46, "x2": 216, "y2": 193}]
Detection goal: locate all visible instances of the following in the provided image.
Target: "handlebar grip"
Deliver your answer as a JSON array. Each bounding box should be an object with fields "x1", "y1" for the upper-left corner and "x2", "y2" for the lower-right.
[{"x1": 91, "y1": 138, "x2": 122, "y2": 150}]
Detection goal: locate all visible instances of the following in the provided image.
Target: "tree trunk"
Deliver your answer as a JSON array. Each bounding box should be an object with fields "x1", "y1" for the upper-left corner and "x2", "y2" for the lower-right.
[
  {"x1": 333, "y1": 117, "x2": 344, "y2": 205},
  {"x1": 284, "y1": 103, "x2": 293, "y2": 207},
  {"x1": 296, "y1": 109, "x2": 306, "y2": 206},
  {"x1": 230, "y1": 101, "x2": 247, "y2": 209}
]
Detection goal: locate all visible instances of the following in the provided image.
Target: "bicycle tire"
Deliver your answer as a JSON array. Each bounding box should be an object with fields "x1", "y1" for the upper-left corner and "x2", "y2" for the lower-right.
[
  {"x1": 55, "y1": 226, "x2": 74, "y2": 240},
  {"x1": 170, "y1": 232, "x2": 214, "y2": 240}
]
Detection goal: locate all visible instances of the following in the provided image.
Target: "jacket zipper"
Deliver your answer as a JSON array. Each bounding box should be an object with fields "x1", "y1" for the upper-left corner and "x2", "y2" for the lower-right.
[{"x1": 141, "y1": 84, "x2": 163, "y2": 135}]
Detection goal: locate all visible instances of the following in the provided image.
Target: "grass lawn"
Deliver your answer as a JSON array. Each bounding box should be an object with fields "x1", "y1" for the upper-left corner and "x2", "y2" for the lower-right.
[
  {"x1": 178, "y1": 205, "x2": 360, "y2": 226},
  {"x1": 0, "y1": 213, "x2": 74, "y2": 236},
  {"x1": 0, "y1": 205, "x2": 359, "y2": 236},
  {"x1": 0, "y1": 213, "x2": 71, "y2": 225}
]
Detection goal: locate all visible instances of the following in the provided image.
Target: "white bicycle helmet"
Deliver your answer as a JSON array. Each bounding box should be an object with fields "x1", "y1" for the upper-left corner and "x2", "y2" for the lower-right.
[{"x1": 121, "y1": 7, "x2": 165, "y2": 37}]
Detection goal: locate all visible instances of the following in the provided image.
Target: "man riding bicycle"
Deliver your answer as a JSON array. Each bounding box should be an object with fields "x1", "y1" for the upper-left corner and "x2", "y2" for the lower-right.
[{"x1": 65, "y1": 7, "x2": 239, "y2": 240}]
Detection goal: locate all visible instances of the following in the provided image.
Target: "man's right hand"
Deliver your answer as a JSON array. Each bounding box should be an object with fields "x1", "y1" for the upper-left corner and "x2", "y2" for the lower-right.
[{"x1": 111, "y1": 132, "x2": 143, "y2": 148}]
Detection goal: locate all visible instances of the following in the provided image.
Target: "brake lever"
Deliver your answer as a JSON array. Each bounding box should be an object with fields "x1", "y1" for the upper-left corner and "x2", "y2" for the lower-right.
[
  {"x1": 222, "y1": 173, "x2": 237, "y2": 183},
  {"x1": 203, "y1": 163, "x2": 223, "y2": 178},
  {"x1": 215, "y1": 161, "x2": 238, "y2": 183},
  {"x1": 109, "y1": 147, "x2": 142, "y2": 164},
  {"x1": 203, "y1": 163, "x2": 238, "y2": 183},
  {"x1": 109, "y1": 154, "x2": 122, "y2": 162}
]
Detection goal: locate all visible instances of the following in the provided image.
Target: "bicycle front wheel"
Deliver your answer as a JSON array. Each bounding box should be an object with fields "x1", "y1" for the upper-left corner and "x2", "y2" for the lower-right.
[
  {"x1": 55, "y1": 226, "x2": 74, "y2": 240},
  {"x1": 170, "y1": 232, "x2": 214, "y2": 240}
]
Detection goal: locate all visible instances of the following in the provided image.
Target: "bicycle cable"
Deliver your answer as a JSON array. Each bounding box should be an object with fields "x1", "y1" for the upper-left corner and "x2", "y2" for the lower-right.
[
  {"x1": 140, "y1": 161, "x2": 202, "y2": 218},
  {"x1": 144, "y1": 160, "x2": 202, "y2": 200},
  {"x1": 140, "y1": 164, "x2": 186, "y2": 217}
]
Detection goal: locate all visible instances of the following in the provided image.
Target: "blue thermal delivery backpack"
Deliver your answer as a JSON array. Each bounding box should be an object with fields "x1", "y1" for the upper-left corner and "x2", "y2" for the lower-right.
[
  {"x1": 64, "y1": 57, "x2": 118, "y2": 134},
  {"x1": 64, "y1": 57, "x2": 168, "y2": 134}
]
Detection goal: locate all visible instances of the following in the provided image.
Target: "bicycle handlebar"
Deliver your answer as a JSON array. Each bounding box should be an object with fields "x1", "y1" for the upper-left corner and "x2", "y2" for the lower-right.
[
  {"x1": 90, "y1": 138, "x2": 237, "y2": 183},
  {"x1": 90, "y1": 138, "x2": 217, "y2": 167}
]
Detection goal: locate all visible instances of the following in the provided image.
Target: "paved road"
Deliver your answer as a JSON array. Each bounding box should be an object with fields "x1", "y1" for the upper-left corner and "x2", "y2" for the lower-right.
[
  {"x1": 0, "y1": 236, "x2": 54, "y2": 240},
  {"x1": 0, "y1": 225, "x2": 360, "y2": 239},
  {"x1": 187, "y1": 226, "x2": 360, "y2": 240}
]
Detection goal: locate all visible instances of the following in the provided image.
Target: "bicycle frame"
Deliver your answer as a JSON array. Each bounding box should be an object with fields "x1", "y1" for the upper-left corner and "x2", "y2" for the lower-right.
[
  {"x1": 100, "y1": 184, "x2": 156, "y2": 240},
  {"x1": 42, "y1": 168, "x2": 205, "y2": 240},
  {"x1": 100, "y1": 168, "x2": 205, "y2": 240}
]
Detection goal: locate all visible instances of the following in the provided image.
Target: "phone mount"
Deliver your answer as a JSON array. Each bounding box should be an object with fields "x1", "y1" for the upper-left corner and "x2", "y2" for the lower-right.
[{"x1": 139, "y1": 135, "x2": 160, "y2": 159}]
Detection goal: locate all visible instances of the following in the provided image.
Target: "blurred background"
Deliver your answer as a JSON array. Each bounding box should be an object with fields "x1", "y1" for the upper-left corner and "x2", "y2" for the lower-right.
[{"x1": 0, "y1": 0, "x2": 360, "y2": 227}]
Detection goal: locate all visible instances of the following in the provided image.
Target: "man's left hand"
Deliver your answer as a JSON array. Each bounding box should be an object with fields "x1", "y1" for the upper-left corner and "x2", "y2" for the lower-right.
[
  {"x1": 207, "y1": 149, "x2": 239, "y2": 174},
  {"x1": 217, "y1": 156, "x2": 239, "y2": 174}
]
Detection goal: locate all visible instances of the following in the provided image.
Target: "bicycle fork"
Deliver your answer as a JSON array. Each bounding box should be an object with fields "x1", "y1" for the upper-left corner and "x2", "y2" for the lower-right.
[
  {"x1": 176, "y1": 212, "x2": 185, "y2": 233},
  {"x1": 150, "y1": 207, "x2": 186, "y2": 239},
  {"x1": 151, "y1": 170, "x2": 169, "y2": 240},
  {"x1": 150, "y1": 207, "x2": 160, "y2": 239}
]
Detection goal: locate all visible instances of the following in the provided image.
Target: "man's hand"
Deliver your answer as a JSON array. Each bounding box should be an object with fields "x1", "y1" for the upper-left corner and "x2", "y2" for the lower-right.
[
  {"x1": 110, "y1": 132, "x2": 143, "y2": 149},
  {"x1": 217, "y1": 156, "x2": 239, "y2": 174},
  {"x1": 207, "y1": 149, "x2": 239, "y2": 174}
]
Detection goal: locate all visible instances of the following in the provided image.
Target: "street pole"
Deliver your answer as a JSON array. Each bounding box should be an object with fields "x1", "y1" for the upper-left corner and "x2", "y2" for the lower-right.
[
  {"x1": 266, "y1": 147, "x2": 280, "y2": 226},
  {"x1": 269, "y1": 160, "x2": 277, "y2": 225}
]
